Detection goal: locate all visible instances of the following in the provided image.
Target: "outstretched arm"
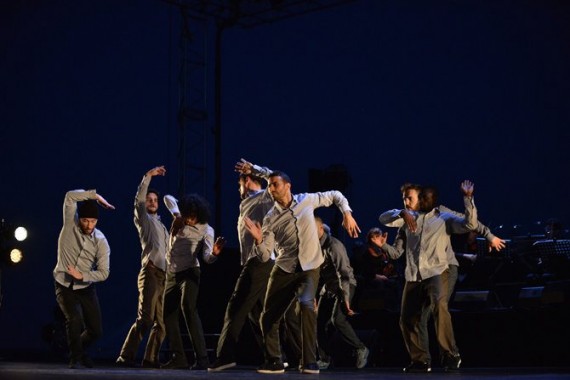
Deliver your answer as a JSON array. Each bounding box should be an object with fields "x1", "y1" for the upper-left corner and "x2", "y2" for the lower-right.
[{"x1": 439, "y1": 203, "x2": 506, "y2": 252}]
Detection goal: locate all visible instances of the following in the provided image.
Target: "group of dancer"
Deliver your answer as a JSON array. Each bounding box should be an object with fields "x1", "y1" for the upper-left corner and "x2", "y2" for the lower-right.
[{"x1": 52, "y1": 158, "x2": 505, "y2": 373}]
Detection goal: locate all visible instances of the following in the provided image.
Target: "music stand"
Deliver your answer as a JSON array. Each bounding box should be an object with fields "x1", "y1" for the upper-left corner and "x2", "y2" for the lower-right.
[
  {"x1": 532, "y1": 239, "x2": 570, "y2": 280},
  {"x1": 533, "y1": 239, "x2": 570, "y2": 257}
]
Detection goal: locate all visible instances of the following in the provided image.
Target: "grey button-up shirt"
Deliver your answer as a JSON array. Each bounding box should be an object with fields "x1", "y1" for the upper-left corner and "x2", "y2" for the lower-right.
[
  {"x1": 164, "y1": 195, "x2": 217, "y2": 273},
  {"x1": 53, "y1": 189, "x2": 110, "y2": 289},
  {"x1": 237, "y1": 187, "x2": 275, "y2": 266},
  {"x1": 134, "y1": 175, "x2": 169, "y2": 271},
  {"x1": 254, "y1": 191, "x2": 353, "y2": 273},
  {"x1": 381, "y1": 196, "x2": 478, "y2": 282},
  {"x1": 319, "y1": 231, "x2": 357, "y2": 305},
  {"x1": 379, "y1": 203, "x2": 494, "y2": 268}
]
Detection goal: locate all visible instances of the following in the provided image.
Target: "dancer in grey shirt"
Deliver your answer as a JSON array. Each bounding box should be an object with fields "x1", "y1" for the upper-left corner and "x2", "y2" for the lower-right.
[
  {"x1": 314, "y1": 217, "x2": 369, "y2": 370},
  {"x1": 116, "y1": 166, "x2": 169, "y2": 368},
  {"x1": 160, "y1": 193, "x2": 226, "y2": 370},
  {"x1": 377, "y1": 181, "x2": 478, "y2": 373},
  {"x1": 209, "y1": 160, "x2": 276, "y2": 371},
  {"x1": 53, "y1": 189, "x2": 114, "y2": 369},
  {"x1": 244, "y1": 162, "x2": 360, "y2": 374}
]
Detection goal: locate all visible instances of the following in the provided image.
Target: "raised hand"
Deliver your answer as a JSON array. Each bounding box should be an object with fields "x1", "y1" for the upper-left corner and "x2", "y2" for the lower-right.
[
  {"x1": 235, "y1": 158, "x2": 253, "y2": 175},
  {"x1": 460, "y1": 180, "x2": 474, "y2": 197},
  {"x1": 213, "y1": 236, "x2": 227, "y2": 256},
  {"x1": 147, "y1": 166, "x2": 166, "y2": 177}
]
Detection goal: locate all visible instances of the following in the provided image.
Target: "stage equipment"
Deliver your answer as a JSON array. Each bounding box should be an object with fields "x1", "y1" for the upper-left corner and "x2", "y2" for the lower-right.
[{"x1": 1, "y1": 219, "x2": 28, "y2": 265}]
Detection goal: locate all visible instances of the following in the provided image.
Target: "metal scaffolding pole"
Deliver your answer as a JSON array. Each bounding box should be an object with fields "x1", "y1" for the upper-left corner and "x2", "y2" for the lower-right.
[{"x1": 163, "y1": 0, "x2": 356, "y2": 233}]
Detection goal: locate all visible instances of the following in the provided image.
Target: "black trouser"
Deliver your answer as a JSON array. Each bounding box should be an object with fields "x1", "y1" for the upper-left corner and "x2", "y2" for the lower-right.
[
  {"x1": 215, "y1": 259, "x2": 273, "y2": 362},
  {"x1": 260, "y1": 265, "x2": 320, "y2": 366},
  {"x1": 317, "y1": 284, "x2": 364, "y2": 361},
  {"x1": 55, "y1": 282, "x2": 102, "y2": 362},
  {"x1": 163, "y1": 267, "x2": 208, "y2": 365}
]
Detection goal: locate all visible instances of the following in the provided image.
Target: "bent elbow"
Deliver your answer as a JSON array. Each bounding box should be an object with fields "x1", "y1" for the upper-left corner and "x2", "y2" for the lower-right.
[{"x1": 465, "y1": 220, "x2": 479, "y2": 230}]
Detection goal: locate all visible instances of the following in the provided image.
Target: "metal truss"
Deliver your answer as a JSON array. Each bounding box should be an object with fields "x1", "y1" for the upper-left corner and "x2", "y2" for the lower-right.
[{"x1": 162, "y1": 0, "x2": 356, "y2": 231}]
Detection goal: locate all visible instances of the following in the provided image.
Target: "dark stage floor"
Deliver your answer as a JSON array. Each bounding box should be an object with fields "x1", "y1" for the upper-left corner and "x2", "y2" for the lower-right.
[{"x1": 0, "y1": 361, "x2": 569, "y2": 380}]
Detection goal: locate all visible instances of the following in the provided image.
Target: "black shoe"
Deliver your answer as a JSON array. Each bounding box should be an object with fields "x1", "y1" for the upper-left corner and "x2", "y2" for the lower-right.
[
  {"x1": 208, "y1": 358, "x2": 237, "y2": 372},
  {"x1": 81, "y1": 354, "x2": 94, "y2": 368},
  {"x1": 300, "y1": 363, "x2": 320, "y2": 374},
  {"x1": 141, "y1": 359, "x2": 160, "y2": 369},
  {"x1": 160, "y1": 358, "x2": 189, "y2": 369},
  {"x1": 257, "y1": 360, "x2": 285, "y2": 374},
  {"x1": 190, "y1": 362, "x2": 209, "y2": 370},
  {"x1": 403, "y1": 361, "x2": 431, "y2": 373},
  {"x1": 116, "y1": 356, "x2": 137, "y2": 368},
  {"x1": 68, "y1": 359, "x2": 84, "y2": 369},
  {"x1": 443, "y1": 354, "x2": 462, "y2": 371}
]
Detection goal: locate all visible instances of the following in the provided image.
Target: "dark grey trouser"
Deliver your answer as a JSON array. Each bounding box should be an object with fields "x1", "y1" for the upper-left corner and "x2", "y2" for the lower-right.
[
  {"x1": 119, "y1": 263, "x2": 166, "y2": 364},
  {"x1": 215, "y1": 259, "x2": 273, "y2": 362},
  {"x1": 317, "y1": 284, "x2": 364, "y2": 362},
  {"x1": 261, "y1": 265, "x2": 320, "y2": 366},
  {"x1": 400, "y1": 267, "x2": 459, "y2": 364}
]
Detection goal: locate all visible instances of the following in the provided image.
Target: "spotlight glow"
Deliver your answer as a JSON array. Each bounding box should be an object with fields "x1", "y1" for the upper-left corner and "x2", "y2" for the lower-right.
[
  {"x1": 10, "y1": 248, "x2": 23, "y2": 264},
  {"x1": 14, "y1": 227, "x2": 27, "y2": 242}
]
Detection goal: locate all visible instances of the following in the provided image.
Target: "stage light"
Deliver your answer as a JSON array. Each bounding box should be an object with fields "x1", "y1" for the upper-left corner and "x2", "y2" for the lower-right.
[
  {"x1": 10, "y1": 249, "x2": 23, "y2": 264},
  {"x1": 1, "y1": 219, "x2": 28, "y2": 266},
  {"x1": 14, "y1": 227, "x2": 27, "y2": 242}
]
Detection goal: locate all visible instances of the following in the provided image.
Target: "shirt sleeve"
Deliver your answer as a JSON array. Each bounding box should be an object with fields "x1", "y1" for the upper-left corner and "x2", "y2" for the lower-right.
[
  {"x1": 134, "y1": 175, "x2": 151, "y2": 233},
  {"x1": 382, "y1": 227, "x2": 406, "y2": 260},
  {"x1": 201, "y1": 225, "x2": 218, "y2": 264},
  {"x1": 439, "y1": 204, "x2": 495, "y2": 241},
  {"x1": 446, "y1": 196, "x2": 479, "y2": 234},
  {"x1": 63, "y1": 189, "x2": 97, "y2": 226},
  {"x1": 309, "y1": 190, "x2": 352, "y2": 214},
  {"x1": 329, "y1": 238, "x2": 352, "y2": 304},
  {"x1": 82, "y1": 234, "x2": 111, "y2": 283},
  {"x1": 379, "y1": 209, "x2": 405, "y2": 228},
  {"x1": 251, "y1": 164, "x2": 273, "y2": 180}
]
